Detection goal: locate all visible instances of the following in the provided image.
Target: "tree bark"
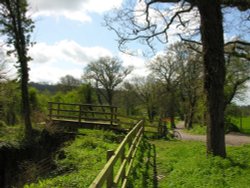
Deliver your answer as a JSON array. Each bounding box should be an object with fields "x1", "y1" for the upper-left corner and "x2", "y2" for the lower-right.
[{"x1": 197, "y1": 1, "x2": 226, "y2": 157}]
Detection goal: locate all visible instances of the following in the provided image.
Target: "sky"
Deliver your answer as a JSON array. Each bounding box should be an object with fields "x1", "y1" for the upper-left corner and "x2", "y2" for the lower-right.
[
  {"x1": 2, "y1": 0, "x2": 250, "y2": 104},
  {"x1": 26, "y1": 0, "x2": 147, "y2": 84}
]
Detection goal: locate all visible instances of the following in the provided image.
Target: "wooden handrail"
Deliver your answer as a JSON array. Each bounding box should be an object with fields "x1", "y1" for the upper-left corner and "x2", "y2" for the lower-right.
[
  {"x1": 48, "y1": 102, "x2": 118, "y2": 108},
  {"x1": 89, "y1": 120, "x2": 144, "y2": 188},
  {"x1": 48, "y1": 102, "x2": 119, "y2": 125}
]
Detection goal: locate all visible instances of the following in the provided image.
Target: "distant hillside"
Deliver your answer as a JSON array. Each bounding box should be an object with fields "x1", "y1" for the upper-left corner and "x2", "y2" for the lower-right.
[{"x1": 29, "y1": 82, "x2": 58, "y2": 93}]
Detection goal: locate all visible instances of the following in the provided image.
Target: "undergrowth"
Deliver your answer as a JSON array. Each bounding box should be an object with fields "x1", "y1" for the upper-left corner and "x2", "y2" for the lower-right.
[
  {"x1": 0, "y1": 123, "x2": 24, "y2": 146},
  {"x1": 24, "y1": 129, "x2": 122, "y2": 188}
]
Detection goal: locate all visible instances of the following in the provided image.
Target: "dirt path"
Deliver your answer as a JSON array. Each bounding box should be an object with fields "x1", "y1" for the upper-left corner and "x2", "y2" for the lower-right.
[{"x1": 176, "y1": 122, "x2": 250, "y2": 146}]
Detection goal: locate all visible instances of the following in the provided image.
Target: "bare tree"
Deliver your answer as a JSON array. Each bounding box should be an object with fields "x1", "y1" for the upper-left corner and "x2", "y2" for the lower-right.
[
  {"x1": 105, "y1": 0, "x2": 250, "y2": 157},
  {"x1": 0, "y1": 0, "x2": 34, "y2": 139},
  {"x1": 84, "y1": 56, "x2": 133, "y2": 106}
]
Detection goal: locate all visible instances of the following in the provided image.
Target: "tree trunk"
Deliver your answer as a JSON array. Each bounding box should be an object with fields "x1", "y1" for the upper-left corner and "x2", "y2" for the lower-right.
[
  {"x1": 15, "y1": 0, "x2": 33, "y2": 139},
  {"x1": 169, "y1": 92, "x2": 176, "y2": 129},
  {"x1": 187, "y1": 108, "x2": 194, "y2": 129},
  {"x1": 198, "y1": 1, "x2": 226, "y2": 157},
  {"x1": 21, "y1": 63, "x2": 32, "y2": 138}
]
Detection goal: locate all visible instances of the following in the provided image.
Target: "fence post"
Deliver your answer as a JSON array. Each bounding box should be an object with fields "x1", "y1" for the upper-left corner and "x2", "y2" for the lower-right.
[
  {"x1": 107, "y1": 150, "x2": 114, "y2": 188},
  {"x1": 48, "y1": 102, "x2": 52, "y2": 120},
  {"x1": 57, "y1": 103, "x2": 60, "y2": 116},
  {"x1": 114, "y1": 107, "x2": 118, "y2": 125},
  {"x1": 79, "y1": 105, "x2": 82, "y2": 123},
  {"x1": 110, "y1": 106, "x2": 114, "y2": 126},
  {"x1": 120, "y1": 147, "x2": 125, "y2": 182}
]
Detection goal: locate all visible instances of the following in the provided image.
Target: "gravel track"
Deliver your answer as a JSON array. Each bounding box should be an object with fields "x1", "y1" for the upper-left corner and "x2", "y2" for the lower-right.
[{"x1": 176, "y1": 122, "x2": 250, "y2": 146}]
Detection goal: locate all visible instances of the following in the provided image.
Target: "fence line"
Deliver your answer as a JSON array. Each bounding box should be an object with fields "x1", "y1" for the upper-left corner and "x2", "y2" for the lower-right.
[{"x1": 89, "y1": 119, "x2": 144, "y2": 188}]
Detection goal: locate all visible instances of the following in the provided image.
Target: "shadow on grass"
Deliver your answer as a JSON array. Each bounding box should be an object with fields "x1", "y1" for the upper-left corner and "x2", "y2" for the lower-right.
[{"x1": 127, "y1": 137, "x2": 158, "y2": 188}]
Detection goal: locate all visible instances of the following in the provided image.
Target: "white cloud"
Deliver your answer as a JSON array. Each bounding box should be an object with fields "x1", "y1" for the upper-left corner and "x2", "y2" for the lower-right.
[
  {"x1": 28, "y1": 0, "x2": 123, "y2": 22},
  {"x1": 27, "y1": 40, "x2": 149, "y2": 83},
  {"x1": 119, "y1": 53, "x2": 149, "y2": 79},
  {"x1": 29, "y1": 40, "x2": 113, "y2": 83}
]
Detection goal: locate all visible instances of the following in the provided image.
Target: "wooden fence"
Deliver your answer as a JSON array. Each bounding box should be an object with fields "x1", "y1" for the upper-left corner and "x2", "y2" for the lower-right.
[
  {"x1": 89, "y1": 119, "x2": 144, "y2": 188},
  {"x1": 48, "y1": 102, "x2": 118, "y2": 126}
]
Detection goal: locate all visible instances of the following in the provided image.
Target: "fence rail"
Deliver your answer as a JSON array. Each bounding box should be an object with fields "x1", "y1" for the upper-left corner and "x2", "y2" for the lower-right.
[
  {"x1": 89, "y1": 120, "x2": 144, "y2": 188},
  {"x1": 48, "y1": 102, "x2": 118, "y2": 126}
]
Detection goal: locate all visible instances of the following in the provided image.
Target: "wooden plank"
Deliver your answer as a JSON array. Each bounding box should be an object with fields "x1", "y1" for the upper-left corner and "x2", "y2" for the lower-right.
[
  {"x1": 50, "y1": 114, "x2": 79, "y2": 119},
  {"x1": 48, "y1": 102, "x2": 118, "y2": 108},
  {"x1": 106, "y1": 150, "x2": 114, "y2": 188},
  {"x1": 83, "y1": 117, "x2": 118, "y2": 122},
  {"x1": 48, "y1": 108, "x2": 119, "y2": 115},
  {"x1": 49, "y1": 108, "x2": 80, "y2": 113},
  {"x1": 51, "y1": 118, "x2": 119, "y2": 127},
  {"x1": 121, "y1": 133, "x2": 143, "y2": 188}
]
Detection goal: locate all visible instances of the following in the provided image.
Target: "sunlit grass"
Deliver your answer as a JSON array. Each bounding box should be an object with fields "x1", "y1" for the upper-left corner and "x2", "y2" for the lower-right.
[
  {"x1": 152, "y1": 140, "x2": 250, "y2": 188},
  {"x1": 230, "y1": 116, "x2": 250, "y2": 134}
]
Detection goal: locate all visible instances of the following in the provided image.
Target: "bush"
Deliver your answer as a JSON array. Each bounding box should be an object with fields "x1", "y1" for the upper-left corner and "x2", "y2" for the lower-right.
[{"x1": 0, "y1": 120, "x2": 7, "y2": 127}]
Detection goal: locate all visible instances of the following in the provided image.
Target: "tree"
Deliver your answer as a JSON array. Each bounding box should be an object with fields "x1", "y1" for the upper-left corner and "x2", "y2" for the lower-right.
[
  {"x1": 0, "y1": 60, "x2": 8, "y2": 82},
  {"x1": 130, "y1": 76, "x2": 158, "y2": 122},
  {"x1": 224, "y1": 41, "x2": 250, "y2": 107},
  {"x1": 149, "y1": 45, "x2": 181, "y2": 128},
  {"x1": 58, "y1": 75, "x2": 81, "y2": 92},
  {"x1": 121, "y1": 82, "x2": 140, "y2": 116},
  {"x1": 0, "y1": 0, "x2": 34, "y2": 139},
  {"x1": 105, "y1": 0, "x2": 250, "y2": 157},
  {"x1": 83, "y1": 56, "x2": 133, "y2": 106},
  {"x1": 173, "y1": 42, "x2": 203, "y2": 129}
]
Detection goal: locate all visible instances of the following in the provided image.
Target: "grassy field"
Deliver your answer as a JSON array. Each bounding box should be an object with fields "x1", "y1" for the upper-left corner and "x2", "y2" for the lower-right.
[
  {"x1": 230, "y1": 116, "x2": 250, "y2": 134},
  {"x1": 186, "y1": 116, "x2": 250, "y2": 135}
]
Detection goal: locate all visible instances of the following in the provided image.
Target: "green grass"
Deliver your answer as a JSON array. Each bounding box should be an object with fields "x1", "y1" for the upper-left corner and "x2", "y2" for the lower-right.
[
  {"x1": 185, "y1": 124, "x2": 206, "y2": 135},
  {"x1": 230, "y1": 116, "x2": 250, "y2": 134},
  {"x1": 0, "y1": 122, "x2": 24, "y2": 145},
  {"x1": 151, "y1": 140, "x2": 250, "y2": 188},
  {"x1": 24, "y1": 129, "x2": 122, "y2": 188},
  {"x1": 22, "y1": 134, "x2": 250, "y2": 188}
]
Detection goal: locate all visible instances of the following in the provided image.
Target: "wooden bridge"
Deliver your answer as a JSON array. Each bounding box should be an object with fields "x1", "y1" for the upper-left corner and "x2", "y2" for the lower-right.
[{"x1": 48, "y1": 102, "x2": 119, "y2": 129}]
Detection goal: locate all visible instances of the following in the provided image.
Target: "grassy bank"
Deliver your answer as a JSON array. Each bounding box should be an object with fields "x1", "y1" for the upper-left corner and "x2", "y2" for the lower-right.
[{"x1": 25, "y1": 129, "x2": 122, "y2": 188}]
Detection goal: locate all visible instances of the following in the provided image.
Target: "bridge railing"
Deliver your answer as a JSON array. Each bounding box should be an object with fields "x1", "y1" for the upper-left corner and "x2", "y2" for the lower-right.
[
  {"x1": 89, "y1": 119, "x2": 144, "y2": 188},
  {"x1": 48, "y1": 102, "x2": 118, "y2": 125}
]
